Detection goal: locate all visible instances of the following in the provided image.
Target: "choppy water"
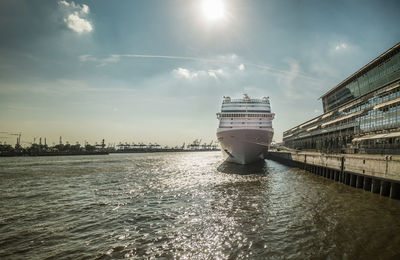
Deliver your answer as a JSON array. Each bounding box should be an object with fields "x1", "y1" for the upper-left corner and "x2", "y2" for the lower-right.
[{"x1": 1, "y1": 152, "x2": 400, "y2": 259}]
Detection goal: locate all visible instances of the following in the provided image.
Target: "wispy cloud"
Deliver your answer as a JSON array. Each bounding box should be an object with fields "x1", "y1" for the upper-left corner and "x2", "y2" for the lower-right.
[
  {"x1": 59, "y1": 1, "x2": 93, "y2": 34},
  {"x1": 276, "y1": 58, "x2": 303, "y2": 100},
  {"x1": 335, "y1": 43, "x2": 347, "y2": 51},
  {"x1": 172, "y1": 67, "x2": 224, "y2": 80},
  {"x1": 80, "y1": 54, "x2": 222, "y2": 64},
  {"x1": 208, "y1": 69, "x2": 224, "y2": 79},
  {"x1": 79, "y1": 53, "x2": 326, "y2": 83},
  {"x1": 173, "y1": 68, "x2": 199, "y2": 79},
  {"x1": 79, "y1": 54, "x2": 120, "y2": 66}
]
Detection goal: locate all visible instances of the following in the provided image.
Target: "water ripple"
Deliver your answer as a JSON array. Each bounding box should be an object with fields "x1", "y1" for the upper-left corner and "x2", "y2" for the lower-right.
[{"x1": 1, "y1": 152, "x2": 400, "y2": 259}]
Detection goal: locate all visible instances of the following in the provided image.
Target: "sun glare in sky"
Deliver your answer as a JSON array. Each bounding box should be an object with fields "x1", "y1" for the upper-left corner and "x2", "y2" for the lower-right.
[{"x1": 202, "y1": 0, "x2": 226, "y2": 21}]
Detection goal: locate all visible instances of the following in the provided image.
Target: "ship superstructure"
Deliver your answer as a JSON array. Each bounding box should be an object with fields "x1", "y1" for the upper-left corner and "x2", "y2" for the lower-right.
[{"x1": 216, "y1": 94, "x2": 275, "y2": 164}]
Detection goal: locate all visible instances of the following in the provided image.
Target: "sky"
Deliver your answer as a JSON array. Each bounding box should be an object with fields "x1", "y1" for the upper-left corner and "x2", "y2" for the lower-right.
[{"x1": 0, "y1": 0, "x2": 399, "y2": 147}]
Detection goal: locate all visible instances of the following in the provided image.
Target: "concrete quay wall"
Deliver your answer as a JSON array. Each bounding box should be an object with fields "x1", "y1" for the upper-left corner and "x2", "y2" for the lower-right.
[{"x1": 266, "y1": 151, "x2": 400, "y2": 199}]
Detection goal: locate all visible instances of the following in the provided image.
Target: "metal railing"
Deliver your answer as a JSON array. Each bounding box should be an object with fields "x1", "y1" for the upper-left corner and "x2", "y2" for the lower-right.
[{"x1": 223, "y1": 99, "x2": 269, "y2": 104}]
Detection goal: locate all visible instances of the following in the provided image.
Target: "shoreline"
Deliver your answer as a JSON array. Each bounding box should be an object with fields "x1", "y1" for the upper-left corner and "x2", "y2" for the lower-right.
[{"x1": 0, "y1": 149, "x2": 221, "y2": 157}]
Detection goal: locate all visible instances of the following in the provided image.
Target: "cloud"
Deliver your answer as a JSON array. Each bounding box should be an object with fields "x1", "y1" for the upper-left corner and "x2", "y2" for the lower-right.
[
  {"x1": 172, "y1": 67, "x2": 224, "y2": 80},
  {"x1": 59, "y1": 0, "x2": 70, "y2": 7},
  {"x1": 79, "y1": 54, "x2": 120, "y2": 66},
  {"x1": 276, "y1": 58, "x2": 302, "y2": 99},
  {"x1": 79, "y1": 53, "x2": 327, "y2": 84},
  {"x1": 208, "y1": 69, "x2": 224, "y2": 79},
  {"x1": 173, "y1": 68, "x2": 198, "y2": 79},
  {"x1": 335, "y1": 43, "x2": 347, "y2": 51},
  {"x1": 81, "y1": 4, "x2": 89, "y2": 14},
  {"x1": 59, "y1": 1, "x2": 93, "y2": 34},
  {"x1": 65, "y1": 12, "x2": 92, "y2": 34},
  {"x1": 79, "y1": 54, "x2": 221, "y2": 67}
]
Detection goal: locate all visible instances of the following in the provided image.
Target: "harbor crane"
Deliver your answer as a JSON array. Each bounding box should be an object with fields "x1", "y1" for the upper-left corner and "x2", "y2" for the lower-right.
[
  {"x1": 187, "y1": 139, "x2": 200, "y2": 150},
  {"x1": 0, "y1": 132, "x2": 22, "y2": 147}
]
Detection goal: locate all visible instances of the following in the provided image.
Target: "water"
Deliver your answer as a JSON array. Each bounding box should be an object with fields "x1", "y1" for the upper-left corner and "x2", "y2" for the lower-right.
[{"x1": 1, "y1": 152, "x2": 400, "y2": 259}]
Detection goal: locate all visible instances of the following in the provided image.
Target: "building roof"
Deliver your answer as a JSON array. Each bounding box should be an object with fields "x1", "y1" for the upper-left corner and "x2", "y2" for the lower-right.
[{"x1": 320, "y1": 42, "x2": 400, "y2": 99}]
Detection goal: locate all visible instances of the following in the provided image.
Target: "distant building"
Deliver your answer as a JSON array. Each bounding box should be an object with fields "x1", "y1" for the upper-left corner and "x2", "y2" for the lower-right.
[{"x1": 283, "y1": 42, "x2": 400, "y2": 154}]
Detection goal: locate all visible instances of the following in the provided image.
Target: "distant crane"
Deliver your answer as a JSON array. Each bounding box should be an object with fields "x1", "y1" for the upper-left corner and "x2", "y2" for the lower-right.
[
  {"x1": 187, "y1": 139, "x2": 202, "y2": 150},
  {"x1": 0, "y1": 132, "x2": 22, "y2": 147}
]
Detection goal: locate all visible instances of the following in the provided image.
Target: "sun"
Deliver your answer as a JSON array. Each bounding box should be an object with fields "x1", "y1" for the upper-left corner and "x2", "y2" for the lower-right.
[{"x1": 202, "y1": 0, "x2": 226, "y2": 21}]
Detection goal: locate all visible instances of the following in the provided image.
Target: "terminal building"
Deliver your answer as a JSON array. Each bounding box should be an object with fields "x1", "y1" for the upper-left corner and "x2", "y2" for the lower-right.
[{"x1": 283, "y1": 42, "x2": 400, "y2": 154}]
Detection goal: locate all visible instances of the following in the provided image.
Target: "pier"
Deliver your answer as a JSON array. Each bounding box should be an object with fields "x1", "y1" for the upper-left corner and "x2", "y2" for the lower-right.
[
  {"x1": 272, "y1": 43, "x2": 400, "y2": 200},
  {"x1": 266, "y1": 150, "x2": 400, "y2": 199}
]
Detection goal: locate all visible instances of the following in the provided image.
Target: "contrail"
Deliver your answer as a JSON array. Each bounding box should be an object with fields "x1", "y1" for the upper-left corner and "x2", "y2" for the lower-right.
[
  {"x1": 120, "y1": 54, "x2": 218, "y2": 63},
  {"x1": 80, "y1": 54, "x2": 328, "y2": 83}
]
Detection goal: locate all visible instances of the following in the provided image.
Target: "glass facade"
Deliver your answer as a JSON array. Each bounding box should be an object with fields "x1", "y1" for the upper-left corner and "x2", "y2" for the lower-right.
[
  {"x1": 323, "y1": 51, "x2": 400, "y2": 112},
  {"x1": 358, "y1": 88, "x2": 400, "y2": 132},
  {"x1": 283, "y1": 80, "x2": 400, "y2": 153},
  {"x1": 283, "y1": 43, "x2": 400, "y2": 154}
]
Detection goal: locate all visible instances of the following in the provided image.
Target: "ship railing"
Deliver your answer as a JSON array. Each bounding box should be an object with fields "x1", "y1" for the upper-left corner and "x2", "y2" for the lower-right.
[
  {"x1": 219, "y1": 126, "x2": 273, "y2": 129},
  {"x1": 223, "y1": 99, "x2": 268, "y2": 104},
  {"x1": 217, "y1": 114, "x2": 274, "y2": 119}
]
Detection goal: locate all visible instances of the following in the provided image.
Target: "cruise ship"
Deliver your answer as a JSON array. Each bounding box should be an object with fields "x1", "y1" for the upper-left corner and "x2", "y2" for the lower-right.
[{"x1": 216, "y1": 94, "x2": 275, "y2": 164}]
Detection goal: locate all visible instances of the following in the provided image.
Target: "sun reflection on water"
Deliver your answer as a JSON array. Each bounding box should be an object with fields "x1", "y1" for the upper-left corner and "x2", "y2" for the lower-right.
[{"x1": 2, "y1": 152, "x2": 400, "y2": 259}]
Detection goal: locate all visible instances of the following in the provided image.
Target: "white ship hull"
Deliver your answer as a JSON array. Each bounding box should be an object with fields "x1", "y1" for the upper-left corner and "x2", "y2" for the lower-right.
[{"x1": 217, "y1": 128, "x2": 274, "y2": 164}]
